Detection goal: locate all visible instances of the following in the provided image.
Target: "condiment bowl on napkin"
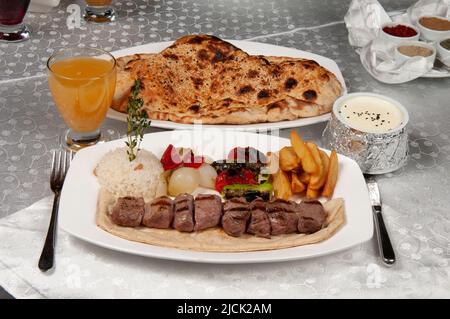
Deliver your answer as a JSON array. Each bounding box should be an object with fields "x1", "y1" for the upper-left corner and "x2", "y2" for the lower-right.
[
  {"x1": 380, "y1": 22, "x2": 420, "y2": 44},
  {"x1": 417, "y1": 16, "x2": 450, "y2": 42},
  {"x1": 395, "y1": 40, "x2": 436, "y2": 67},
  {"x1": 323, "y1": 92, "x2": 409, "y2": 174},
  {"x1": 437, "y1": 38, "x2": 450, "y2": 67}
]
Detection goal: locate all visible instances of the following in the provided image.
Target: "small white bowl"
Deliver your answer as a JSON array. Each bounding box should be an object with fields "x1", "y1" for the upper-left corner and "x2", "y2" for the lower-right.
[
  {"x1": 380, "y1": 22, "x2": 420, "y2": 44},
  {"x1": 395, "y1": 40, "x2": 436, "y2": 68},
  {"x1": 437, "y1": 38, "x2": 450, "y2": 67},
  {"x1": 417, "y1": 15, "x2": 450, "y2": 42},
  {"x1": 325, "y1": 92, "x2": 409, "y2": 174}
]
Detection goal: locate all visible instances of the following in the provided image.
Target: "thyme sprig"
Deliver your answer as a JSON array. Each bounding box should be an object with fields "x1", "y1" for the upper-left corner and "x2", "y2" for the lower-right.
[{"x1": 125, "y1": 79, "x2": 150, "y2": 162}]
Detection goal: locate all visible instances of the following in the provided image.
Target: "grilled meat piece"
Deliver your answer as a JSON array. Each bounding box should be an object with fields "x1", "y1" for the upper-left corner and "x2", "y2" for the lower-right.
[
  {"x1": 222, "y1": 197, "x2": 250, "y2": 237},
  {"x1": 173, "y1": 193, "x2": 195, "y2": 232},
  {"x1": 266, "y1": 199, "x2": 298, "y2": 235},
  {"x1": 194, "y1": 194, "x2": 223, "y2": 231},
  {"x1": 111, "y1": 196, "x2": 145, "y2": 227},
  {"x1": 297, "y1": 200, "x2": 327, "y2": 234},
  {"x1": 142, "y1": 196, "x2": 174, "y2": 229},
  {"x1": 247, "y1": 198, "x2": 271, "y2": 238}
]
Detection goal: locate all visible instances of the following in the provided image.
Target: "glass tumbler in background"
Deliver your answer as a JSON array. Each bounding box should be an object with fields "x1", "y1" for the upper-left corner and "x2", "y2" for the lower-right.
[
  {"x1": 47, "y1": 48, "x2": 117, "y2": 151},
  {"x1": 84, "y1": 0, "x2": 116, "y2": 23},
  {"x1": 0, "y1": 0, "x2": 31, "y2": 42}
]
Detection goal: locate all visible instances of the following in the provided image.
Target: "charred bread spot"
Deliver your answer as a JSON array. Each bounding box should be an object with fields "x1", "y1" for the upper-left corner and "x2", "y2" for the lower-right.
[
  {"x1": 284, "y1": 78, "x2": 298, "y2": 91},
  {"x1": 189, "y1": 105, "x2": 200, "y2": 113},
  {"x1": 257, "y1": 89, "x2": 270, "y2": 99},
  {"x1": 163, "y1": 53, "x2": 179, "y2": 60},
  {"x1": 259, "y1": 56, "x2": 271, "y2": 65},
  {"x1": 207, "y1": 44, "x2": 230, "y2": 64},
  {"x1": 303, "y1": 90, "x2": 317, "y2": 101},
  {"x1": 266, "y1": 102, "x2": 282, "y2": 111},
  {"x1": 320, "y1": 73, "x2": 330, "y2": 81},
  {"x1": 191, "y1": 77, "x2": 204, "y2": 87},
  {"x1": 238, "y1": 85, "x2": 254, "y2": 95},
  {"x1": 247, "y1": 70, "x2": 259, "y2": 78},
  {"x1": 187, "y1": 36, "x2": 206, "y2": 44},
  {"x1": 197, "y1": 49, "x2": 209, "y2": 61},
  {"x1": 302, "y1": 60, "x2": 319, "y2": 69},
  {"x1": 271, "y1": 67, "x2": 282, "y2": 78}
]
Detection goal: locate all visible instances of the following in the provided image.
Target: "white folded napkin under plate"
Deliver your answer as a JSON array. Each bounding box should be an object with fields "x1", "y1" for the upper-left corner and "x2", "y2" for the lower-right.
[{"x1": 1, "y1": 196, "x2": 449, "y2": 298}]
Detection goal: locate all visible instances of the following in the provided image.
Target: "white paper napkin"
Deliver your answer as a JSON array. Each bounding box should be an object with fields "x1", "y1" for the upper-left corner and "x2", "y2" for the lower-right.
[
  {"x1": 345, "y1": 0, "x2": 450, "y2": 83},
  {"x1": 1, "y1": 197, "x2": 449, "y2": 299},
  {"x1": 344, "y1": 0, "x2": 392, "y2": 47},
  {"x1": 29, "y1": 0, "x2": 61, "y2": 13}
]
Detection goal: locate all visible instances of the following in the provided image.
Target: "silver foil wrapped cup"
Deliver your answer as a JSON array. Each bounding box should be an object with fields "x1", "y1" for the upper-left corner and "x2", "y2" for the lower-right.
[{"x1": 323, "y1": 93, "x2": 409, "y2": 174}]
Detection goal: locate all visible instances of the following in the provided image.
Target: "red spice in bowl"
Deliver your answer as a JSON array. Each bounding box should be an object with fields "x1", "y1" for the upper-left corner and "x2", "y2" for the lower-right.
[{"x1": 382, "y1": 25, "x2": 418, "y2": 37}]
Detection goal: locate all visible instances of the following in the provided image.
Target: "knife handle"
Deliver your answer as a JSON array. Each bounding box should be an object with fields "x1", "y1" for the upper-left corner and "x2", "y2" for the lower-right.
[{"x1": 373, "y1": 205, "x2": 396, "y2": 266}]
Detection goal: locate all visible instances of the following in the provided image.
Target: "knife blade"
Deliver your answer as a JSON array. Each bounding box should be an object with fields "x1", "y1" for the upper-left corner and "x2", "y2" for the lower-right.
[{"x1": 365, "y1": 175, "x2": 396, "y2": 266}]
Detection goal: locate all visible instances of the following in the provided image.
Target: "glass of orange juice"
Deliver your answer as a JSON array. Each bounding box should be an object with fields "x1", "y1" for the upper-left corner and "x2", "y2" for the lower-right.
[
  {"x1": 84, "y1": 0, "x2": 115, "y2": 23},
  {"x1": 47, "y1": 48, "x2": 116, "y2": 151}
]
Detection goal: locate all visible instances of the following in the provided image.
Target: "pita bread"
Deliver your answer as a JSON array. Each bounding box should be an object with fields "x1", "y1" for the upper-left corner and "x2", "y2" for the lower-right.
[
  {"x1": 111, "y1": 35, "x2": 343, "y2": 124},
  {"x1": 96, "y1": 188, "x2": 346, "y2": 252}
]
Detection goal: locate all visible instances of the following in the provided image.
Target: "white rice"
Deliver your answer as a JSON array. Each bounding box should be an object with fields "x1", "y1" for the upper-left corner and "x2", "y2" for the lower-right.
[{"x1": 95, "y1": 147, "x2": 167, "y2": 202}]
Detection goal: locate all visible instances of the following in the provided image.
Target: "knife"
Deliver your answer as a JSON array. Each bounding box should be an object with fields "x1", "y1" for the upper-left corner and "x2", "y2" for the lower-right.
[{"x1": 365, "y1": 175, "x2": 396, "y2": 266}]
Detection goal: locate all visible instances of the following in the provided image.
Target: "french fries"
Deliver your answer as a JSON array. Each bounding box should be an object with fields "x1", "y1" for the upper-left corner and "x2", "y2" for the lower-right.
[
  {"x1": 266, "y1": 151, "x2": 280, "y2": 174},
  {"x1": 279, "y1": 146, "x2": 299, "y2": 171},
  {"x1": 298, "y1": 172, "x2": 311, "y2": 184},
  {"x1": 290, "y1": 131, "x2": 318, "y2": 174},
  {"x1": 272, "y1": 169, "x2": 292, "y2": 200},
  {"x1": 306, "y1": 142, "x2": 324, "y2": 190},
  {"x1": 291, "y1": 173, "x2": 306, "y2": 193},
  {"x1": 306, "y1": 186, "x2": 320, "y2": 199},
  {"x1": 270, "y1": 131, "x2": 339, "y2": 200},
  {"x1": 322, "y1": 150, "x2": 338, "y2": 198}
]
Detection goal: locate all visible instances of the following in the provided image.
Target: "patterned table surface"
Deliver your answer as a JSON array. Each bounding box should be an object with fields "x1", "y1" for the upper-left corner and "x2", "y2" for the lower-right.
[{"x1": 1, "y1": 0, "x2": 449, "y2": 298}]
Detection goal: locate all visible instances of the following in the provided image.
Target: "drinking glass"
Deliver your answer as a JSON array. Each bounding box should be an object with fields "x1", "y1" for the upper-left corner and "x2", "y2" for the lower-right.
[
  {"x1": 0, "y1": 0, "x2": 31, "y2": 42},
  {"x1": 47, "y1": 48, "x2": 117, "y2": 151},
  {"x1": 84, "y1": 0, "x2": 116, "y2": 23}
]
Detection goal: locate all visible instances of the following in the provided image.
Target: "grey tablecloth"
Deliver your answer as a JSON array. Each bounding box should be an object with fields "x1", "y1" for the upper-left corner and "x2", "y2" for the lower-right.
[{"x1": 0, "y1": 0, "x2": 449, "y2": 298}]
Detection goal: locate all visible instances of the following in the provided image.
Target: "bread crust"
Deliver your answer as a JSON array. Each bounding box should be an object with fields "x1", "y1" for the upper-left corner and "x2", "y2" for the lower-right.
[{"x1": 111, "y1": 35, "x2": 343, "y2": 124}]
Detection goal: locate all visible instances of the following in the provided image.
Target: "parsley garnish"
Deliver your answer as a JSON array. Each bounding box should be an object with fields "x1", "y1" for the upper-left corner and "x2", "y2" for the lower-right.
[{"x1": 125, "y1": 79, "x2": 150, "y2": 162}]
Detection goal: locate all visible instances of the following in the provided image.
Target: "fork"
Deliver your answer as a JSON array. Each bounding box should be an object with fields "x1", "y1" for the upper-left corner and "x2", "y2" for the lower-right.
[{"x1": 38, "y1": 149, "x2": 72, "y2": 272}]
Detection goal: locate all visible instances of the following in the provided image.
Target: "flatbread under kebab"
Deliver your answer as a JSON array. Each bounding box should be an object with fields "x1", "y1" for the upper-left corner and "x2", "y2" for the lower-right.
[{"x1": 96, "y1": 188, "x2": 346, "y2": 252}]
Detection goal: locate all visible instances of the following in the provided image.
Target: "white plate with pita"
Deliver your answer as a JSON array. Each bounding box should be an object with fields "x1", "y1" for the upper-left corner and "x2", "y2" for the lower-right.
[
  {"x1": 59, "y1": 130, "x2": 373, "y2": 264},
  {"x1": 107, "y1": 40, "x2": 347, "y2": 131}
]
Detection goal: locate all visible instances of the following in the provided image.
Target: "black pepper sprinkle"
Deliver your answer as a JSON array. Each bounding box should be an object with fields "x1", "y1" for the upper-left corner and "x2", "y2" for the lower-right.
[{"x1": 347, "y1": 116, "x2": 350, "y2": 119}]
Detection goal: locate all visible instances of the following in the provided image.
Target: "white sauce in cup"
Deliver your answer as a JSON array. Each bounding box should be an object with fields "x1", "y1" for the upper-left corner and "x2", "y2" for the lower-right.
[{"x1": 338, "y1": 95, "x2": 404, "y2": 133}]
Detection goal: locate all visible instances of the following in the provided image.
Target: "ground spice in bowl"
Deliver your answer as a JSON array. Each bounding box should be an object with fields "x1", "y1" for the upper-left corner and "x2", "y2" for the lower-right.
[
  {"x1": 397, "y1": 45, "x2": 433, "y2": 57},
  {"x1": 441, "y1": 38, "x2": 450, "y2": 50},
  {"x1": 419, "y1": 17, "x2": 450, "y2": 31},
  {"x1": 382, "y1": 25, "x2": 418, "y2": 37}
]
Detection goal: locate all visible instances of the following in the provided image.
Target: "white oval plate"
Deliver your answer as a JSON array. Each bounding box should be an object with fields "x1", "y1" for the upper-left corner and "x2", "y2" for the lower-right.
[
  {"x1": 59, "y1": 130, "x2": 373, "y2": 264},
  {"x1": 107, "y1": 40, "x2": 347, "y2": 131}
]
